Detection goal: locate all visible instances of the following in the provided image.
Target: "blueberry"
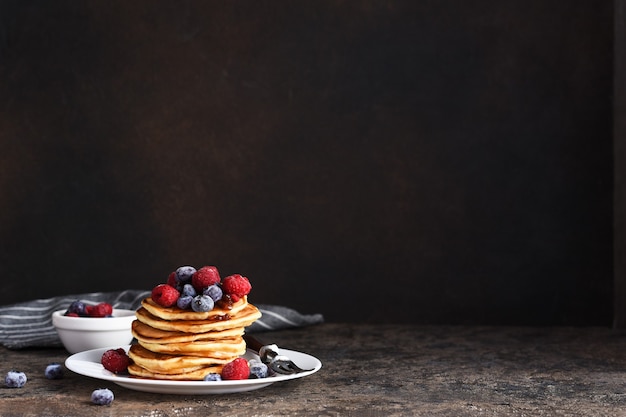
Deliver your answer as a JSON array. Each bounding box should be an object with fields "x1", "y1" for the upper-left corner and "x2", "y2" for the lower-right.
[
  {"x1": 181, "y1": 283, "x2": 197, "y2": 297},
  {"x1": 91, "y1": 388, "x2": 114, "y2": 405},
  {"x1": 65, "y1": 300, "x2": 87, "y2": 316},
  {"x1": 191, "y1": 295, "x2": 214, "y2": 312},
  {"x1": 203, "y1": 373, "x2": 222, "y2": 381},
  {"x1": 45, "y1": 363, "x2": 64, "y2": 380},
  {"x1": 175, "y1": 266, "x2": 197, "y2": 284},
  {"x1": 248, "y1": 360, "x2": 268, "y2": 379},
  {"x1": 203, "y1": 284, "x2": 223, "y2": 302},
  {"x1": 5, "y1": 371, "x2": 27, "y2": 388},
  {"x1": 176, "y1": 295, "x2": 194, "y2": 310}
]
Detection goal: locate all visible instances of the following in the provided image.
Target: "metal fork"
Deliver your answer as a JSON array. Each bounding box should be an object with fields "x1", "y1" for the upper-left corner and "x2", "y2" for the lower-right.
[{"x1": 243, "y1": 334, "x2": 313, "y2": 375}]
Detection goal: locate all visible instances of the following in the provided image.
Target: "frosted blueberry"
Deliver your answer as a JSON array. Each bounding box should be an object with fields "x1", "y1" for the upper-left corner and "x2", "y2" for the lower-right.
[
  {"x1": 66, "y1": 300, "x2": 87, "y2": 316},
  {"x1": 91, "y1": 388, "x2": 114, "y2": 405},
  {"x1": 182, "y1": 284, "x2": 197, "y2": 297},
  {"x1": 203, "y1": 373, "x2": 222, "y2": 381},
  {"x1": 175, "y1": 266, "x2": 197, "y2": 284},
  {"x1": 45, "y1": 363, "x2": 64, "y2": 380},
  {"x1": 176, "y1": 295, "x2": 194, "y2": 310},
  {"x1": 191, "y1": 295, "x2": 214, "y2": 312},
  {"x1": 249, "y1": 360, "x2": 268, "y2": 378},
  {"x1": 203, "y1": 284, "x2": 223, "y2": 302},
  {"x1": 5, "y1": 371, "x2": 27, "y2": 388}
]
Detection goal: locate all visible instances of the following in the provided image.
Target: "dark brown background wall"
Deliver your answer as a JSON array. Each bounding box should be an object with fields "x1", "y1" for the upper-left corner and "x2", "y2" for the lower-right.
[{"x1": 0, "y1": 1, "x2": 614, "y2": 325}]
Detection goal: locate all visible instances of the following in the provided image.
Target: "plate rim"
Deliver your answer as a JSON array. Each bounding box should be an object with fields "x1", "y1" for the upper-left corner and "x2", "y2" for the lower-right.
[{"x1": 65, "y1": 344, "x2": 322, "y2": 394}]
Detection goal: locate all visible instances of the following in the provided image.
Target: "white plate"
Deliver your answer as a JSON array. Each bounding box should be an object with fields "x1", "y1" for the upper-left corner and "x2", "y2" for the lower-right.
[{"x1": 65, "y1": 345, "x2": 322, "y2": 394}]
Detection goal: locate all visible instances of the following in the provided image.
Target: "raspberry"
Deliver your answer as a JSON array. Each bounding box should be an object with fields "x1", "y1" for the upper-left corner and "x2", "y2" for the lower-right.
[
  {"x1": 84, "y1": 305, "x2": 94, "y2": 316},
  {"x1": 192, "y1": 266, "x2": 221, "y2": 292},
  {"x1": 151, "y1": 284, "x2": 180, "y2": 307},
  {"x1": 222, "y1": 274, "x2": 252, "y2": 300},
  {"x1": 89, "y1": 302, "x2": 113, "y2": 317},
  {"x1": 221, "y1": 358, "x2": 250, "y2": 380},
  {"x1": 167, "y1": 271, "x2": 177, "y2": 287},
  {"x1": 101, "y1": 348, "x2": 130, "y2": 373}
]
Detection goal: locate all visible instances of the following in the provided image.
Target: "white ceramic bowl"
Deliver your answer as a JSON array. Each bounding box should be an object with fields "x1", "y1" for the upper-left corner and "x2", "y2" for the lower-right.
[{"x1": 52, "y1": 309, "x2": 136, "y2": 354}]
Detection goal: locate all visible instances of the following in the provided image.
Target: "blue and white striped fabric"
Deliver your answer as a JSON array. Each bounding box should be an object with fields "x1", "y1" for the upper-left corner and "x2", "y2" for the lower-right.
[{"x1": 0, "y1": 289, "x2": 324, "y2": 349}]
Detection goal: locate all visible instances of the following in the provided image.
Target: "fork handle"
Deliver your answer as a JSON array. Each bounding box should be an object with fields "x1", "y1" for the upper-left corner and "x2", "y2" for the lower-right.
[{"x1": 243, "y1": 334, "x2": 265, "y2": 353}]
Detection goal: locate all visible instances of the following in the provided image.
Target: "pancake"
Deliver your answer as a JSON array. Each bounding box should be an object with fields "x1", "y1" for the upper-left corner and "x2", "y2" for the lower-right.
[
  {"x1": 135, "y1": 303, "x2": 262, "y2": 333},
  {"x1": 132, "y1": 320, "x2": 244, "y2": 344},
  {"x1": 128, "y1": 344, "x2": 233, "y2": 373},
  {"x1": 127, "y1": 286, "x2": 262, "y2": 381},
  {"x1": 141, "y1": 296, "x2": 248, "y2": 321},
  {"x1": 128, "y1": 362, "x2": 223, "y2": 380},
  {"x1": 137, "y1": 336, "x2": 246, "y2": 357}
]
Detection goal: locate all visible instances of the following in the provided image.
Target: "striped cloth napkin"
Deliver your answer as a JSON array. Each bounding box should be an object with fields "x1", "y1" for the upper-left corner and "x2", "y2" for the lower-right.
[{"x1": 0, "y1": 290, "x2": 324, "y2": 349}]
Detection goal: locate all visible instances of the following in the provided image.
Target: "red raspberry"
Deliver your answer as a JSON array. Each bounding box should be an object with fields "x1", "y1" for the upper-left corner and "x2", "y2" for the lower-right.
[
  {"x1": 101, "y1": 348, "x2": 130, "y2": 373},
  {"x1": 84, "y1": 305, "x2": 94, "y2": 316},
  {"x1": 166, "y1": 271, "x2": 177, "y2": 287},
  {"x1": 89, "y1": 302, "x2": 113, "y2": 317},
  {"x1": 151, "y1": 284, "x2": 180, "y2": 307},
  {"x1": 221, "y1": 358, "x2": 250, "y2": 380},
  {"x1": 191, "y1": 266, "x2": 221, "y2": 292},
  {"x1": 222, "y1": 274, "x2": 251, "y2": 300}
]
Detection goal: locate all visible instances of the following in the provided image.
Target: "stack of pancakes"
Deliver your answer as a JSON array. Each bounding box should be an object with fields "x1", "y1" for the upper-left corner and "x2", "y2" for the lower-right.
[{"x1": 128, "y1": 296, "x2": 261, "y2": 380}]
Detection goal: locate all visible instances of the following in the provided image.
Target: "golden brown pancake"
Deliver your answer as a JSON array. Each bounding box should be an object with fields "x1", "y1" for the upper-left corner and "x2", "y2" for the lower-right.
[
  {"x1": 135, "y1": 303, "x2": 262, "y2": 333},
  {"x1": 128, "y1": 344, "x2": 233, "y2": 373},
  {"x1": 132, "y1": 320, "x2": 244, "y2": 344},
  {"x1": 128, "y1": 363, "x2": 223, "y2": 380},
  {"x1": 141, "y1": 296, "x2": 248, "y2": 321},
  {"x1": 127, "y1": 294, "x2": 262, "y2": 381},
  {"x1": 136, "y1": 336, "x2": 246, "y2": 357}
]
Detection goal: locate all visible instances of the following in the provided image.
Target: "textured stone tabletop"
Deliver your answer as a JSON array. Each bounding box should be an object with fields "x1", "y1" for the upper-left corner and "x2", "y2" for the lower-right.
[{"x1": 1, "y1": 323, "x2": 626, "y2": 416}]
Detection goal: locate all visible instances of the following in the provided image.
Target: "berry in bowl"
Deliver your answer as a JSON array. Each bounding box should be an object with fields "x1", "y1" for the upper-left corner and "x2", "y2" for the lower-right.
[{"x1": 52, "y1": 301, "x2": 136, "y2": 354}]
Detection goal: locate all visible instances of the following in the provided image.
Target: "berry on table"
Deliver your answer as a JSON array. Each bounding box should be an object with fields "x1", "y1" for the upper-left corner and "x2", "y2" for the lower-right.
[
  {"x1": 191, "y1": 266, "x2": 221, "y2": 292},
  {"x1": 151, "y1": 284, "x2": 180, "y2": 307},
  {"x1": 5, "y1": 371, "x2": 27, "y2": 388},
  {"x1": 91, "y1": 388, "x2": 114, "y2": 405},
  {"x1": 221, "y1": 358, "x2": 250, "y2": 380},
  {"x1": 101, "y1": 348, "x2": 130, "y2": 373},
  {"x1": 191, "y1": 295, "x2": 214, "y2": 312},
  {"x1": 45, "y1": 363, "x2": 64, "y2": 380}
]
